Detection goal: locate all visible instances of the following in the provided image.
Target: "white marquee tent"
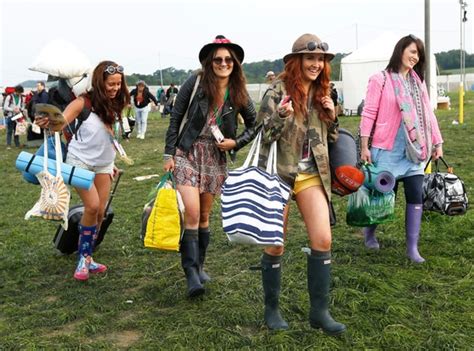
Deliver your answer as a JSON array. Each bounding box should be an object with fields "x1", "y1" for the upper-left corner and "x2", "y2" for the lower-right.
[{"x1": 341, "y1": 32, "x2": 438, "y2": 114}]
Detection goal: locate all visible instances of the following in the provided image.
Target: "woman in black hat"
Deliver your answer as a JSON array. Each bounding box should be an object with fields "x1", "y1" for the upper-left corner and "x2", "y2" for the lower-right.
[
  {"x1": 163, "y1": 35, "x2": 256, "y2": 298},
  {"x1": 256, "y1": 33, "x2": 345, "y2": 335}
]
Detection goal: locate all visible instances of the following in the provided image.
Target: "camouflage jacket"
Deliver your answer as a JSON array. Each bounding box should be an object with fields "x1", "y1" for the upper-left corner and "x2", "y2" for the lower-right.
[{"x1": 257, "y1": 80, "x2": 339, "y2": 200}]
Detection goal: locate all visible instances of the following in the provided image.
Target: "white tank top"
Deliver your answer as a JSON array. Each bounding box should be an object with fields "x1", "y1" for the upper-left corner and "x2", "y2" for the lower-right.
[{"x1": 67, "y1": 112, "x2": 116, "y2": 166}]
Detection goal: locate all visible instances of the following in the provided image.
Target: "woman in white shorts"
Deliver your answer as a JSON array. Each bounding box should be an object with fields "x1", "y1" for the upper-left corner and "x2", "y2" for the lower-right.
[{"x1": 36, "y1": 60, "x2": 130, "y2": 281}]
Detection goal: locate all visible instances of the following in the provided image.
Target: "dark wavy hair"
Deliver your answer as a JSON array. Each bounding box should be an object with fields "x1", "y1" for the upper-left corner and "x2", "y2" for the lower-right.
[
  {"x1": 386, "y1": 35, "x2": 426, "y2": 81},
  {"x1": 87, "y1": 60, "x2": 130, "y2": 126},
  {"x1": 280, "y1": 54, "x2": 332, "y2": 122},
  {"x1": 200, "y1": 47, "x2": 248, "y2": 110}
]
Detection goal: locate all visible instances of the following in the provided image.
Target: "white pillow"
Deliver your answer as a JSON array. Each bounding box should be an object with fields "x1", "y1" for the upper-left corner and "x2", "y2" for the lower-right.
[{"x1": 29, "y1": 40, "x2": 92, "y2": 79}]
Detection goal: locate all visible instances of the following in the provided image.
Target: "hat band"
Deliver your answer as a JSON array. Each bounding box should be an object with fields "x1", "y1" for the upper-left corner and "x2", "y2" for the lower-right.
[{"x1": 294, "y1": 41, "x2": 329, "y2": 54}]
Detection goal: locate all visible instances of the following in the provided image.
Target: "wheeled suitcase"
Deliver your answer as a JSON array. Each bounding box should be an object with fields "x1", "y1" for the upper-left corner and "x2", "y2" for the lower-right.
[{"x1": 53, "y1": 170, "x2": 123, "y2": 254}]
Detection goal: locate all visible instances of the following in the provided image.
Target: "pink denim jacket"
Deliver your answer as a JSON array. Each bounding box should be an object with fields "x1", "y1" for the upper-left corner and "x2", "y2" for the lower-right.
[{"x1": 359, "y1": 70, "x2": 443, "y2": 150}]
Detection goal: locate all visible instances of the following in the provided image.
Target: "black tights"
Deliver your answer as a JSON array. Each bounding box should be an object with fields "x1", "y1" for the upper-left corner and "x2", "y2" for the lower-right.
[{"x1": 393, "y1": 175, "x2": 424, "y2": 204}]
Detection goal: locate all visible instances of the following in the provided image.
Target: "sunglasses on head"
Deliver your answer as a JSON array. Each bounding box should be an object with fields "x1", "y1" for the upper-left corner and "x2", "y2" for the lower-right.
[
  {"x1": 298, "y1": 41, "x2": 329, "y2": 53},
  {"x1": 104, "y1": 65, "x2": 124, "y2": 75},
  {"x1": 408, "y1": 34, "x2": 419, "y2": 41},
  {"x1": 212, "y1": 57, "x2": 233, "y2": 65}
]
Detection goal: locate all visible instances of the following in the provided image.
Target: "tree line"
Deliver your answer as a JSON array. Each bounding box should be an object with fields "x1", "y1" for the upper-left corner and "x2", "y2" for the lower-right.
[
  {"x1": 126, "y1": 50, "x2": 472, "y2": 86},
  {"x1": 16, "y1": 50, "x2": 473, "y2": 88}
]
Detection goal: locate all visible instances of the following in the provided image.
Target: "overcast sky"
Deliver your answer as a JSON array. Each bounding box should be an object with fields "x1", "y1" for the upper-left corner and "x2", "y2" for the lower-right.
[{"x1": 1, "y1": 0, "x2": 472, "y2": 86}]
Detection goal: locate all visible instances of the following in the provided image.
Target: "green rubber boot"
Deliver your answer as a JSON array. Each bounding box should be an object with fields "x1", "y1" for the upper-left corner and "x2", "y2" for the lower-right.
[
  {"x1": 261, "y1": 253, "x2": 288, "y2": 330},
  {"x1": 307, "y1": 251, "x2": 346, "y2": 336}
]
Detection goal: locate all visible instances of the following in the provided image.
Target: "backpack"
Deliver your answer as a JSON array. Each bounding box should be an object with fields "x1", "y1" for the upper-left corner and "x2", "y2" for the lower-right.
[
  {"x1": 422, "y1": 157, "x2": 469, "y2": 216},
  {"x1": 47, "y1": 78, "x2": 92, "y2": 143}
]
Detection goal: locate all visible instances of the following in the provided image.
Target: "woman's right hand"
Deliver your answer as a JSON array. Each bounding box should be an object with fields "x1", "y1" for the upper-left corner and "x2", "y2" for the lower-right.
[
  {"x1": 360, "y1": 146, "x2": 372, "y2": 164},
  {"x1": 34, "y1": 115, "x2": 50, "y2": 129},
  {"x1": 163, "y1": 158, "x2": 175, "y2": 172}
]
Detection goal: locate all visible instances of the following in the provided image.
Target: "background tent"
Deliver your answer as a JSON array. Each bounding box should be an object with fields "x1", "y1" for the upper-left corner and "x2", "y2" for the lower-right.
[{"x1": 341, "y1": 32, "x2": 438, "y2": 114}]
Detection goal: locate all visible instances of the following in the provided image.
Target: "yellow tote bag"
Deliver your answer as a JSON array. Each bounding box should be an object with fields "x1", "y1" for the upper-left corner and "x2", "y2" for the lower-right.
[{"x1": 144, "y1": 172, "x2": 183, "y2": 251}]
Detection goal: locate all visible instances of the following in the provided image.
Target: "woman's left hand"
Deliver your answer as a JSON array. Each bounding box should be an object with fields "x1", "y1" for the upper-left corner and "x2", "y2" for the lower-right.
[
  {"x1": 432, "y1": 145, "x2": 443, "y2": 160},
  {"x1": 216, "y1": 138, "x2": 237, "y2": 152},
  {"x1": 320, "y1": 96, "x2": 336, "y2": 121},
  {"x1": 112, "y1": 166, "x2": 120, "y2": 179}
]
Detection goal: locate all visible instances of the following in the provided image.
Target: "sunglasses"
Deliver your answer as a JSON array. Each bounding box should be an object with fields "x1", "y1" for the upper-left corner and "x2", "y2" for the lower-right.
[
  {"x1": 408, "y1": 34, "x2": 419, "y2": 41},
  {"x1": 104, "y1": 65, "x2": 124, "y2": 75},
  {"x1": 297, "y1": 41, "x2": 329, "y2": 53},
  {"x1": 212, "y1": 57, "x2": 233, "y2": 65}
]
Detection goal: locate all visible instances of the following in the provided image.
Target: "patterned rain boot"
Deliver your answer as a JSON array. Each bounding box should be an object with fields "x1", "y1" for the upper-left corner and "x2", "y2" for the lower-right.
[{"x1": 74, "y1": 224, "x2": 96, "y2": 281}]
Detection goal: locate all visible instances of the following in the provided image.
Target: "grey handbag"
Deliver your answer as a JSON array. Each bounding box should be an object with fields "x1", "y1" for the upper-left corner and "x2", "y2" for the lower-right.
[{"x1": 422, "y1": 157, "x2": 468, "y2": 216}]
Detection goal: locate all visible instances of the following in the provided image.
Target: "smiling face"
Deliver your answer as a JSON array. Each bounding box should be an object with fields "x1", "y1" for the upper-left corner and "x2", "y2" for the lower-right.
[
  {"x1": 212, "y1": 48, "x2": 234, "y2": 80},
  {"x1": 301, "y1": 53, "x2": 325, "y2": 84},
  {"x1": 105, "y1": 73, "x2": 122, "y2": 99},
  {"x1": 401, "y1": 42, "x2": 419, "y2": 72}
]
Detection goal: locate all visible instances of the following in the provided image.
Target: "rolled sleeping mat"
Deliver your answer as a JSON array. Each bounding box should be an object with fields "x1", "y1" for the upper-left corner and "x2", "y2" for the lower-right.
[
  {"x1": 329, "y1": 128, "x2": 358, "y2": 170},
  {"x1": 22, "y1": 137, "x2": 67, "y2": 185},
  {"x1": 16, "y1": 151, "x2": 95, "y2": 190},
  {"x1": 363, "y1": 163, "x2": 396, "y2": 193}
]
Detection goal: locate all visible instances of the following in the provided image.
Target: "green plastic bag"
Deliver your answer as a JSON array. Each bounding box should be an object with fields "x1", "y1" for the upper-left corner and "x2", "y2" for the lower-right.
[{"x1": 346, "y1": 186, "x2": 395, "y2": 227}]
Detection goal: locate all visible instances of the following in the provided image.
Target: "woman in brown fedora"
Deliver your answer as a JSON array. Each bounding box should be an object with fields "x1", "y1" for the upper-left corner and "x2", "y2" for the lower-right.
[
  {"x1": 256, "y1": 33, "x2": 346, "y2": 335},
  {"x1": 163, "y1": 35, "x2": 256, "y2": 298}
]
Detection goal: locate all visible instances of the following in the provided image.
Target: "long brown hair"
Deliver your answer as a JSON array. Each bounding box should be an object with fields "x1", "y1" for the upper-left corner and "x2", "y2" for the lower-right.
[
  {"x1": 200, "y1": 47, "x2": 248, "y2": 110},
  {"x1": 280, "y1": 55, "x2": 332, "y2": 122},
  {"x1": 386, "y1": 35, "x2": 426, "y2": 81},
  {"x1": 88, "y1": 60, "x2": 130, "y2": 126}
]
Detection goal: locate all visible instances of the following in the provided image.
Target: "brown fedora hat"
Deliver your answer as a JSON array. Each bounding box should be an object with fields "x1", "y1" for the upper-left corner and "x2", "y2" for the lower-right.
[
  {"x1": 283, "y1": 33, "x2": 335, "y2": 63},
  {"x1": 198, "y1": 35, "x2": 245, "y2": 64}
]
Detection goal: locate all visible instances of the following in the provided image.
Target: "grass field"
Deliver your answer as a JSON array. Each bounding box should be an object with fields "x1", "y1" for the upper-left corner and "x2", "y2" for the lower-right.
[{"x1": 1, "y1": 93, "x2": 473, "y2": 349}]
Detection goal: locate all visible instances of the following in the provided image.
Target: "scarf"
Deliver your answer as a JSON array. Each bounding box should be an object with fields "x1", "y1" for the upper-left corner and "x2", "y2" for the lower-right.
[{"x1": 389, "y1": 70, "x2": 432, "y2": 163}]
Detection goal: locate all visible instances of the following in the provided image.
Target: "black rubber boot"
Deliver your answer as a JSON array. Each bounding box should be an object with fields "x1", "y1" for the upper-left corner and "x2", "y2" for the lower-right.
[
  {"x1": 180, "y1": 229, "x2": 205, "y2": 298},
  {"x1": 198, "y1": 228, "x2": 211, "y2": 283},
  {"x1": 261, "y1": 253, "x2": 288, "y2": 330},
  {"x1": 307, "y1": 251, "x2": 346, "y2": 336}
]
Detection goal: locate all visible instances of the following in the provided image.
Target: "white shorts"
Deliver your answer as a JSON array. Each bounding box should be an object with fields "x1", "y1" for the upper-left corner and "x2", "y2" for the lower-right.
[{"x1": 66, "y1": 153, "x2": 114, "y2": 176}]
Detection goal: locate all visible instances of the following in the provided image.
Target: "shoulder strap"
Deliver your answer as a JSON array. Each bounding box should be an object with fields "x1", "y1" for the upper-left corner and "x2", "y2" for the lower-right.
[
  {"x1": 372, "y1": 70, "x2": 387, "y2": 125},
  {"x1": 178, "y1": 75, "x2": 201, "y2": 136}
]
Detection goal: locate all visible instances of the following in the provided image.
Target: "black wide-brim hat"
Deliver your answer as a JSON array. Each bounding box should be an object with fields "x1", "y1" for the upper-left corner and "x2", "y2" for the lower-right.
[{"x1": 198, "y1": 35, "x2": 245, "y2": 64}]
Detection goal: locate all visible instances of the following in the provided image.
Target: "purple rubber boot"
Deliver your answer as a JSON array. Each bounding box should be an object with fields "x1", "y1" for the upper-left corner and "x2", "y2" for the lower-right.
[
  {"x1": 406, "y1": 204, "x2": 425, "y2": 263},
  {"x1": 363, "y1": 225, "x2": 379, "y2": 250}
]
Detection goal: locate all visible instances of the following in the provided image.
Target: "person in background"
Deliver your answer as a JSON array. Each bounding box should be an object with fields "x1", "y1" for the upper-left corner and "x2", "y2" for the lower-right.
[
  {"x1": 265, "y1": 70, "x2": 276, "y2": 84},
  {"x1": 27, "y1": 82, "x2": 50, "y2": 143},
  {"x1": 256, "y1": 33, "x2": 345, "y2": 335},
  {"x1": 3, "y1": 85, "x2": 25, "y2": 149},
  {"x1": 36, "y1": 61, "x2": 130, "y2": 280},
  {"x1": 163, "y1": 35, "x2": 256, "y2": 298},
  {"x1": 129, "y1": 80, "x2": 158, "y2": 139},
  {"x1": 163, "y1": 83, "x2": 179, "y2": 116},
  {"x1": 359, "y1": 34, "x2": 443, "y2": 263},
  {"x1": 156, "y1": 85, "x2": 165, "y2": 116}
]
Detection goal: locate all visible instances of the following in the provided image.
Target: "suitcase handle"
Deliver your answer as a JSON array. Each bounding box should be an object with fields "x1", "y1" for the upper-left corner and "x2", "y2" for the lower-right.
[{"x1": 104, "y1": 169, "x2": 124, "y2": 214}]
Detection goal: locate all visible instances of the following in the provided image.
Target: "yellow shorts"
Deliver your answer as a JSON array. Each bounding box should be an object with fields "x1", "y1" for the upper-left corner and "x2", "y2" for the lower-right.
[{"x1": 293, "y1": 173, "x2": 322, "y2": 195}]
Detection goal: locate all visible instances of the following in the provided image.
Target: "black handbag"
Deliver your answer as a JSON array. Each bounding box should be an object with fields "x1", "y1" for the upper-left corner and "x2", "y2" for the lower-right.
[{"x1": 422, "y1": 157, "x2": 468, "y2": 216}]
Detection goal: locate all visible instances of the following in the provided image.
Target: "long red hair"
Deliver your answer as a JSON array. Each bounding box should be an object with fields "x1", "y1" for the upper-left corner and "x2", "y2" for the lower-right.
[{"x1": 280, "y1": 55, "x2": 332, "y2": 122}]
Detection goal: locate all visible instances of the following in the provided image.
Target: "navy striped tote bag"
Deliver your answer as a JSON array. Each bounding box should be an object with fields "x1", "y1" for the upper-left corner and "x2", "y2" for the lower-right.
[{"x1": 221, "y1": 131, "x2": 291, "y2": 246}]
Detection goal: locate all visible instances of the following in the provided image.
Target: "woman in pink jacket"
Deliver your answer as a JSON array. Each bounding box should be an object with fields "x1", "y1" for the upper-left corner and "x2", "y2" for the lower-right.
[{"x1": 359, "y1": 35, "x2": 443, "y2": 263}]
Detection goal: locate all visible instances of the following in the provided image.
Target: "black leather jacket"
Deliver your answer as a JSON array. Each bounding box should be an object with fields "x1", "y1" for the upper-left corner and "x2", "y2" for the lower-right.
[{"x1": 164, "y1": 74, "x2": 257, "y2": 161}]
